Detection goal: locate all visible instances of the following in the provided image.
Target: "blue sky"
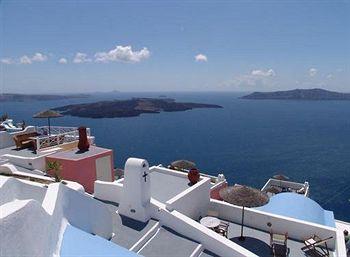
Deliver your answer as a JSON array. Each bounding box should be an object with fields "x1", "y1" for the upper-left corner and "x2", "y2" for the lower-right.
[{"x1": 0, "y1": 0, "x2": 349, "y2": 93}]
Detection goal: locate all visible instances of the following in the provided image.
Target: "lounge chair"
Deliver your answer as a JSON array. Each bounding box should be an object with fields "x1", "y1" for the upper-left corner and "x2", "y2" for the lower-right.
[
  {"x1": 215, "y1": 220, "x2": 229, "y2": 238},
  {"x1": 13, "y1": 132, "x2": 39, "y2": 149},
  {"x1": 301, "y1": 235, "x2": 332, "y2": 257},
  {"x1": 270, "y1": 232, "x2": 289, "y2": 257}
]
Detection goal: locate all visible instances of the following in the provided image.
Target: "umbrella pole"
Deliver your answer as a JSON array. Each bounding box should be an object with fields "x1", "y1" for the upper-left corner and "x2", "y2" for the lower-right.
[
  {"x1": 48, "y1": 117, "x2": 51, "y2": 135},
  {"x1": 239, "y1": 206, "x2": 245, "y2": 241}
]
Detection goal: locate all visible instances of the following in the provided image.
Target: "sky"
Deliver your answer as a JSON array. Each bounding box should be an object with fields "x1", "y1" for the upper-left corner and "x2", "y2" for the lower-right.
[{"x1": 0, "y1": 0, "x2": 349, "y2": 93}]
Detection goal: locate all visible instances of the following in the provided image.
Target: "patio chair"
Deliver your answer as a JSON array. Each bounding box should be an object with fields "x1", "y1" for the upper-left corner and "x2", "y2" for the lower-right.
[
  {"x1": 215, "y1": 220, "x2": 229, "y2": 238},
  {"x1": 270, "y1": 232, "x2": 289, "y2": 257},
  {"x1": 301, "y1": 235, "x2": 333, "y2": 257}
]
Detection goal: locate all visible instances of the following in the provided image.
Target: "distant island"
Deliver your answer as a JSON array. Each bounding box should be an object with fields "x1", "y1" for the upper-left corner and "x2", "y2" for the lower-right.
[
  {"x1": 0, "y1": 93, "x2": 89, "y2": 102},
  {"x1": 53, "y1": 98, "x2": 223, "y2": 118},
  {"x1": 241, "y1": 88, "x2": 350, "y2": 100}
]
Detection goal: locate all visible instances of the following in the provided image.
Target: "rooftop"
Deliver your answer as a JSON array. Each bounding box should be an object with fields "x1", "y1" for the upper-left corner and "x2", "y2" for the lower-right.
[{"x1": 47, "y1": 145, "x2": 111, "y2": 160}]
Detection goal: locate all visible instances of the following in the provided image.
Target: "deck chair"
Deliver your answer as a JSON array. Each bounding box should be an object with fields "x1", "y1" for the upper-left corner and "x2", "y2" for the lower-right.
[
  {"x1": 270, "y1": 232, "x2": 289, "y2": 257},
  {"x1": 215, "y1": 220, "x2": 229, "y2": 238},
  {"x1": 301, "y1": 235, "x2": 333, "y2": 257}
]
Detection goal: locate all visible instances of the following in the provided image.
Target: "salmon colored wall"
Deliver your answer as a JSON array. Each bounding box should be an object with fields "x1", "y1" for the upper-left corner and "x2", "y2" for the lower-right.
[
  {"x1": 46, "y1": 151, "x2": 114, "y2": 194},
  {"x1": 210, "y1": 182, "x2": 228, "y2": 200}
]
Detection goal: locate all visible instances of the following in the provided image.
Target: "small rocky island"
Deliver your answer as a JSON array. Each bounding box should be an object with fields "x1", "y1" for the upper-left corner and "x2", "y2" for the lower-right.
[
  {"x1": 54, "y1": 98, "x2": 223, "y2": 118},
  {"x1": 241, "y1": 88, "x2": 350, "y2": 100},
  {"x1": 0, "y1": 93, "x2": 89, "y2": 102}
]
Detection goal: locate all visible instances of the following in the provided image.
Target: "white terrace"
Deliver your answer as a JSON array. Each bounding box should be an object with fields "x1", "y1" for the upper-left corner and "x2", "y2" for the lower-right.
[
  {"x1": 1, "y1": 157, "x2": 349, "y2": 257},
  {"x1": 0, "y1": 125, "x2": 94, "y2": 152},
  {"x1": 94, "y1": 158, "x2": 348, "y2": 257},
  {"x1": 0, "y1": 126, "x2": 94, "y2": 171}
]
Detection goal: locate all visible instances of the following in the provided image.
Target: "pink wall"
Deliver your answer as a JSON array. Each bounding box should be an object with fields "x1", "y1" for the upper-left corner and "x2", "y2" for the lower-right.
[
  {"x1": 46, "y1": 150, "x2": 114, "y2": 193},
  {"x1": 210, "y1": 182, "x2": 228, "y2": 200}
]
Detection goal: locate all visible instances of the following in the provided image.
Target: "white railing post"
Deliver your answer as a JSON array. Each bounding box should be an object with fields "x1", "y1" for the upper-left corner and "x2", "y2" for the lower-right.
[{"x1": 36, "y1": 138, "x2": 40, "y2": 152}]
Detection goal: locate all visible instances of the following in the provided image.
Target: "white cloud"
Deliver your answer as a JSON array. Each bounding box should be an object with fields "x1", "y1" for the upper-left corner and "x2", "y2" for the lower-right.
[
  {"x1": 326, "y1": 74, "x2": 333, "y2": 79},
  {"x1": 20, "y1": 55, "x2": 32, "y2": 64},
  {"x1": 309, "y1": 68, "x2": 318, "y2": 77},
  {"x1": 195, "y1": 54, "x2": 208, "y2": 62},
  {"x1": 58, "y1": 58, "x2": 68, "y2": 64},
  {"x1": 31, "y1": 53, "x2": 48, "y2": 62},
  {"x1": 73, "y1": 52, "x2": 92, "y2": 63},
  {"x1": 1, "y1": 58, "x2": 14, "y2": 64},
  {"x1": 94, "y1": 45, "x2": 150, "y2": 63},
  {"x1": 222, "y1": 68, "x2": 277, "y2": 89},
  {"x1": 251, "y1": 69, "x2": 275, "y2": 77},
  {"x1": 19, "y1": 52, "x2": 48, "y2": 64}
]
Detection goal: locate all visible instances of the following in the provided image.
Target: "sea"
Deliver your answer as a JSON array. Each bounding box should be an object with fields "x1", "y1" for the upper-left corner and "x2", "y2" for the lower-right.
[{"x1": 1, "y1": 92, "x2": 349, "y2": 222}]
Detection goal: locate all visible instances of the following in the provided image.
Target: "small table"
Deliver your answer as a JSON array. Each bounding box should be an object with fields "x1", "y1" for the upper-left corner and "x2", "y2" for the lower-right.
[{"x1": 200, "y1": 216, "x2": 220, "y2": 229}]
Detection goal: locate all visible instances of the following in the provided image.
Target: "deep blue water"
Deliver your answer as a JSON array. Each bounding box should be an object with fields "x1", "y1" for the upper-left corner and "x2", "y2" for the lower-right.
[{"x1": 1, "y1": 92, "x2": 349, "y2": 222}]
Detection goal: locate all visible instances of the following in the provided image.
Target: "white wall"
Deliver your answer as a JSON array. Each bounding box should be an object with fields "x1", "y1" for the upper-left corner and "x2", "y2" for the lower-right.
[
  {"x1": 2, "y1": 153, "x2": 47, "y2": 170},
  {"x1": 0, "y1": 176, "x2": 115, "y2": 257},
  {"x1": 210, "y1": 199, "x2": 337, "y2": 249},
  {"x1": 0, "y1": 126, "x2": 36, "y2": 149},
  {"x1": 94, "y1": 180, "x2": 123, "y2": 203},
  {"x1": 165, "y1": 177, "x2": 211, "y2": 219},
  {"x1": 0, "y1": 177, "x2": 47, "y2": 205},
  {"x1": 0, "y1": 199, "x2": 52, "y2": 257}
]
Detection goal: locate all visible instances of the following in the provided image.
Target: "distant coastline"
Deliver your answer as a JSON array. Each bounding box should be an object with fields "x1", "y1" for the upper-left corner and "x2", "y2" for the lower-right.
[
  {"x1": 0, "y1": 93, "x2": 89, "y2": 102},
  {"x1": 241, "y1": 88, "x2": 350, "y2": 100},
  {"x1": 53, "y1": 98, "x2": 223, "y2": 118}
]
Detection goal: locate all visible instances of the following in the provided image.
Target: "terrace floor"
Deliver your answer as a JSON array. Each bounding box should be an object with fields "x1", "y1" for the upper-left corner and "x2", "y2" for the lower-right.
[
  {"x1": 101, "y1": 200, "x2": 218, "y2": 257},
  {"x1": 0, "y1": 146, "x2": 42, "y2": 158},
  {"x1": 103, "y1": 201, "x2": 159, "y2": 249},
  {"x1": 226, "y1": 222, "x2": 335, "y2": 257},
  {"x1": 139, "y1": 226, "x2": 200, "y2": 257}
]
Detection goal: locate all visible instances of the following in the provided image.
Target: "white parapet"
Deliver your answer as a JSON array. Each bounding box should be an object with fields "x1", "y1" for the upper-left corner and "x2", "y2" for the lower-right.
[{"x1": 118, "y1": 158, "x2": 151, "y2": 222}]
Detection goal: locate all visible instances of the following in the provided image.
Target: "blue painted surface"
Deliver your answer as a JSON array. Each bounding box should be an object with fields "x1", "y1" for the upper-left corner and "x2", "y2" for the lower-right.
[
  {"x1": 60, "y1": 225, "x2": 141, "y2": 257},
  {"x1": 256, "y1": 193, "x2": 335, "y2": 227}
]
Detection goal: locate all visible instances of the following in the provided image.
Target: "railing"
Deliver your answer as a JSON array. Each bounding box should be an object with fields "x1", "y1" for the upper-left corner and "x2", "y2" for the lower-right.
[
  {"x1": 35, "y1": 126, "x2": 91, "y2": 151},
  {"x1": 261, "y1": 178, "x2": 309, "y2": 197},
  {"x1": 36, "y1": 126, "x2": 81, "y2": 135}
]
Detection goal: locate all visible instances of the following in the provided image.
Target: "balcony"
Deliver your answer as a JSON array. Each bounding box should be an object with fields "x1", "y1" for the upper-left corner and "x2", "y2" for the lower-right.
[{"x1": 34, "y1": 126, "x2": 94, "y2": 152}]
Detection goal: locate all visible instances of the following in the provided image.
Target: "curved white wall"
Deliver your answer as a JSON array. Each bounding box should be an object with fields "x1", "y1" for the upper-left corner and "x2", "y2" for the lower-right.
[{"x1": 0, "y1": 176, "x2": 114, "y2": 257}]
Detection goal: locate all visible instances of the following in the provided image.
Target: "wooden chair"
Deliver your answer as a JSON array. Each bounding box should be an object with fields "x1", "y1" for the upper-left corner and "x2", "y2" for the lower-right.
[
  {"x1": 270, "y1": 232, "x2": 289, "y2": 257},
  {"x1": 301, "y1": 235, "x2": 332, "y2": 257}
]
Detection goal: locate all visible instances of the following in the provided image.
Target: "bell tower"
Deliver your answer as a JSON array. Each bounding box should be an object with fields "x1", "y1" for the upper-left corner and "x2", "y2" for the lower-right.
[{"x1": 118, "y1": 158, "x2": 151, "y2": 222}]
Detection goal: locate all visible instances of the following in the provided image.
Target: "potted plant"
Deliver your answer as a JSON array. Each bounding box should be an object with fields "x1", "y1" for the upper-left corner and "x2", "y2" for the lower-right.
[{"x1": 46, "y1": 161, "x2": 66, "y2": 184}]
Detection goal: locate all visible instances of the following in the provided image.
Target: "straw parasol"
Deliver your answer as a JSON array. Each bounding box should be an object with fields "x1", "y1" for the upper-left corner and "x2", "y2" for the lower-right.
[
  {"x1": 219, "y1": 184, "x2": 269, "y2": 240},
  {"x1": 263, "y1": 185, "x2": 282, "y2": 195},
  {"x1": 170, "y1": 160, "x2": 196, "y2": 170},
  {"x1": 33, "y1": 110, "x2": 63, "y2": 135},
  {"x1": 273, "y1": 174, "x2": 290, "y2": 181}
]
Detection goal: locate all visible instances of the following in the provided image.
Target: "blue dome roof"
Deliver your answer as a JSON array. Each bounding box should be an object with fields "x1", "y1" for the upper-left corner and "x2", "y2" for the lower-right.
[{"x1": 256, "y1": 193, "x2": 335, "y2": 227}]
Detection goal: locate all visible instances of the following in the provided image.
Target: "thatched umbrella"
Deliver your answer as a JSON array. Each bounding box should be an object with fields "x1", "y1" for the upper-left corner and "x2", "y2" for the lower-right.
[
  {"x1": 33, "y1": 110, "x2": 63, "y2": 135},
  {"x1": 263, "y1": 185, "x2": 282, "y2": 195},
  {"x1": 171, "y1": 160, "x2": 196, "y2": 170},
  {"x1": 273, "y1": 174, "x2": 290, "y2": 181},
  {"x1": 219, "y1": 184, "x2": 269, "y2": 241}
]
